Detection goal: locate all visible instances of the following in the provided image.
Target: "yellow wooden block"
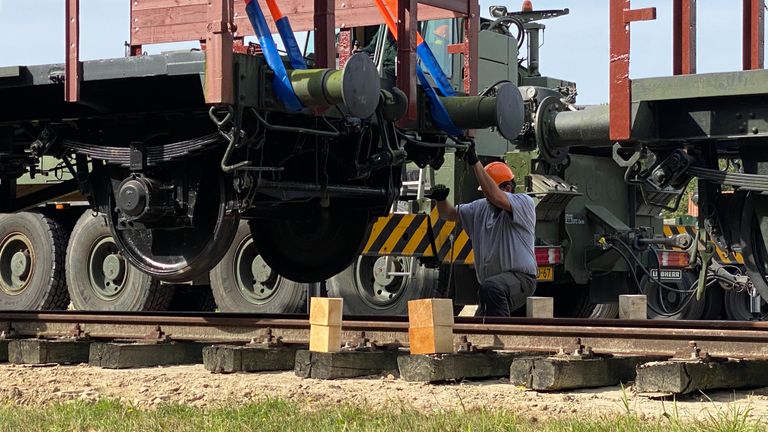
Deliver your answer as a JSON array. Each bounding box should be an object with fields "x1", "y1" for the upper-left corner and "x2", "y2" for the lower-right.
[
  {"x1": 407, "y1": 298, "x2": 454, "y2": 328},
  {"x1": 309, "y1": 297, "x2": 343, "y2": 326},
  {"x1": 408, "y1": 325, "x2": 454, "y2": 355},
  {"x1": 309, "y1": 324, "x2": 341, "y2": 353}
]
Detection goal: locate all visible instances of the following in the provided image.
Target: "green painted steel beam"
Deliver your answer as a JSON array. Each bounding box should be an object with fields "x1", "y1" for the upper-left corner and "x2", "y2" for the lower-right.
[{"x1": 632, "y1": 69, "x2": 768, "y2": 102}]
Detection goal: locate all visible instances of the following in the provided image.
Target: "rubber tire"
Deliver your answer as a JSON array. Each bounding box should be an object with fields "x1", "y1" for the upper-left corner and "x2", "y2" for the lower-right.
[
  {"x1": 643, "y1": 271, "x2": 705, "y2": 320},
  {"x1": 326, "y1": 258, "x2": 440, "y2": 316},
  {"x1": 66, "y1": 211, "x2": 173, "y2": 311},
  {"x1": 589, "y1": 303, "x2": 619, "y2": 319},
  {"x1": 0, "y1": 212, "x2": 69, "y2": 310},
  {"x1": 210, "y1": 222, "x2": 312, "y2": 313},
  {"x1": 168, "y1": 285, "x2": 217, "y2": 312},
  {"x1": 724, "y1": 289, "x2": 768, "y2": 321}
]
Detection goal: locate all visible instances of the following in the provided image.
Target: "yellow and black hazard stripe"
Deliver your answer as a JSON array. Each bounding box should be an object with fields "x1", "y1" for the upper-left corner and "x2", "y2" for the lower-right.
[
  {"x1": 362, "y1": 208, "x2": 475, "y2": 264},
  {"x1": 663, "y1": 224, "x2": 744, "y2": 265}
]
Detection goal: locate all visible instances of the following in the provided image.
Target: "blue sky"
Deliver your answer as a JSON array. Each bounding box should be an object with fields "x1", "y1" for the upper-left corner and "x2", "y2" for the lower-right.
[{"x1": 0, "y1": 1, "x2": 761, "y2": 104}]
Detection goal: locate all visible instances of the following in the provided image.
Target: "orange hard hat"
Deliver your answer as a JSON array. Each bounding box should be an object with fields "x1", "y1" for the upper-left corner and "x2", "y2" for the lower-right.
[{"x1": 484, "y1": 162, "x2": 515, "y2": 187}]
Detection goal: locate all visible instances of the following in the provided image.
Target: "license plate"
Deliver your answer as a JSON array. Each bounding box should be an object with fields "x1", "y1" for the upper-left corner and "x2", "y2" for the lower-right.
[
  {"x1": 537, "y1": 266, "x2": 554, "y2": 282},
  {"x1": 650, "y1": 269, "x2": 682, "y2": 281}
]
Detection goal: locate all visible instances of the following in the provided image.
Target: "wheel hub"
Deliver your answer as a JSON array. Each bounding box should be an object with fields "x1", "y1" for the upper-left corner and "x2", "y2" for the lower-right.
[
  {"x1": 102, "y1": 254, "x2": 126, "y2": 283},
  {"x1": 236, "y1": 238, "x2": 278, "y2": 304},
  {"x1": 89, "y1": 237, "x2": 128, "y2": 300},
  {"x1": 10, "y1": 251, "x2": 29, "y2": 279},
  {"x1": 372, "y1": 257, "x2": 398, "y2": 287},
  {"x1": 0, "y1": 233, "x2": 34, "y2": 295},
  {"x1": 355, "y1": 256, "x2": 409, "y2": 308}
]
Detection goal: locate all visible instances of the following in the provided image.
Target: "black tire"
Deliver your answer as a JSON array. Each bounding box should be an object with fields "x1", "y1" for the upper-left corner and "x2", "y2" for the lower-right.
[
  {"x1": 0, "y1": 212, "x2": 69, "y2": 310},
  {"x1": 210, "y1": 222, "x2": 312, "y2": 313},
  {"x1": 66, "y1": 211, "x2": 173, "y2": 311},
  {"x1": 724, "y1": 288, "x2": 768, "y2": 321},
  {"x1": 168, "y1": 285, "x2": 217, "y2": 312},
  {"x1": 249, "y1": 207, "x2": 371, "y2": 283},
  {"x1": 740, "y1": 195, "x2": 768, "y2": 301},
  {"x1": 326, "y1": 256, "x2": 440, "y2": 316},
  {"x1": 589, "y1": 303, "x2": 619, "y2": 319},
  {"x1": 643, "y1": 271, "x2": 705, "y2": 320}
]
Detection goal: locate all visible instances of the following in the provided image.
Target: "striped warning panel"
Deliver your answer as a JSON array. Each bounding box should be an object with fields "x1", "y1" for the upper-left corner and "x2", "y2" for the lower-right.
[
  {"x1": 362, "y1": 208, "x2": 475, "y2": 264},
  {"x1": 662, "y1": 225, "x2": 744, "y2": 265}
]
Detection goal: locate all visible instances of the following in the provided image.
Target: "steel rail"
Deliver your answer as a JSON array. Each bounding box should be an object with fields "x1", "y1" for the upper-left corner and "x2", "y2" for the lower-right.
[{"x1": 1, "y1": 311, "x2": 768, "y2": 359}]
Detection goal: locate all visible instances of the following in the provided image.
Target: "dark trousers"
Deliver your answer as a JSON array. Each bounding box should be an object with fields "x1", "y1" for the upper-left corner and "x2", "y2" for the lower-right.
[{"x1": 475, "y1": 271, "x2": 536, "y2": 317}]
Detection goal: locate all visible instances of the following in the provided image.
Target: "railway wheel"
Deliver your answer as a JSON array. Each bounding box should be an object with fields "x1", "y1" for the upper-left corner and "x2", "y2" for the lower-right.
[
  {"x1": 643, "y1": 272, "x2": 706, "y2": 320},
  {"x1": 0, "y1": 212, "x2": 69, "y2": 310},
  {"x1": 326, "y1": 256, "x2": 440, "y2": 316},
  {"x1": 210, "y1": 222, "x2": 312, "y2": 313},
  {"x1": 66, "y1": 211, "x2": 173, "y2": 311},
  {"x1": 724, "y1": 289, "x2": 768, "y2": 321},
  {"x1": 105, "y1": 169, "x2": 239, "y2": 284},
  {"x1": 168, "y1": 285, "x2": 217, "y2": 312},
  {"x1": 249, "y1": 206, "x2": 371, "y2": 283}
]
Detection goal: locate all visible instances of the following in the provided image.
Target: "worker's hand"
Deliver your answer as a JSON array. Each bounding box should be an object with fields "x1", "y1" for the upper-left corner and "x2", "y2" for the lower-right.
[
  {"x1": 456, "y1": 144, "x2": 479, "y2": 166},
  {"x1": 429, "y1": 184, "x2": 450, "y2": 202}
]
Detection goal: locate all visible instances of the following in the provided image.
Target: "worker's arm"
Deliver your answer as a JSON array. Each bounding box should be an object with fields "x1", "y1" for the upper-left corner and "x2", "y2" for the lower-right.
[
  {"x1": 435, "y1": 198, "x2": 458, "y2": 221},
  {"x1": 462, "y1": 145, "x2": 513, "y2": 212},
  {"x1": 430, "y1": 184, "x2": 458, "y2": 221},
  {"x1": 473, "y1": 162, "x2": 512, "y2": 212}
]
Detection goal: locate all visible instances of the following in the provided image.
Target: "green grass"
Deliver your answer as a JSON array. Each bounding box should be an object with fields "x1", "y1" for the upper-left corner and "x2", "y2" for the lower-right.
[{"x1": 0, "y1": 398, "x2": 762, "y2": 432}]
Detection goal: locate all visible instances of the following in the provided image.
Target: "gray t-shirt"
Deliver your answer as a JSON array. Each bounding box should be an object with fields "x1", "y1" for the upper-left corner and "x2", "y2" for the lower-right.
[{"x1": 457, "y1": 193, "x2": 537, "y2": 283}]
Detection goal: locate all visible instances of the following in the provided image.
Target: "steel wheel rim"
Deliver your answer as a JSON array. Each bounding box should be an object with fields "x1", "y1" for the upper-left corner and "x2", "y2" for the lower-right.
[
  {"x1": 0, "y1": 233, "x2": 35, "y2": 295},
  {"x1": 354, "y1": 255, "x2": 409, "y2": 309},
  {"x1": 234, "y1": 237, "x2": 280, "y2": 304},
  {"x1": 726, "y1": 288, "x2": 768, "y2": 320},
  {"x1": 88, "y1": 237, "x2": 128, "y2": 301}
]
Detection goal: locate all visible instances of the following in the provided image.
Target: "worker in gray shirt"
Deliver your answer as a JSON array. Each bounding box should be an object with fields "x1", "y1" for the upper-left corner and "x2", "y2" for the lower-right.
[{"x1": 431, "y1": 145, "x2": 537, "y2": 316}]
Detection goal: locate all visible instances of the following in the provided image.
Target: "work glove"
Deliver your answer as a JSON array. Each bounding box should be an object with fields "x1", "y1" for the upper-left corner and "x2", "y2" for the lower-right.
[
  {"x1": 429, "y1": 184, "x2": 450, "y2": 202},
  {"x1": 456, "y1": 143, "x2": 479, "y2": 166}
]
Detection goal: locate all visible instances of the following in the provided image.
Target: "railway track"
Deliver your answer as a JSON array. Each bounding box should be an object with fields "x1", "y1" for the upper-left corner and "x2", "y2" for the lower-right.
[{"x1": 2, "y1": 311, "x2": 768, "y2": 360}]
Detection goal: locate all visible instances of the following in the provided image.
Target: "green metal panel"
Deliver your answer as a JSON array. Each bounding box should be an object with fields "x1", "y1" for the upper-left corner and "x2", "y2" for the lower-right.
[{"x1": 632, "y1": 69, "x2": 768, "y2": 102}]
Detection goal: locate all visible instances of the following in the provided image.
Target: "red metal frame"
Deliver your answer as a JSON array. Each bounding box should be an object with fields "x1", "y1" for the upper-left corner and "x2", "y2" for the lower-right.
[
  {"x1": 743, "y1": 0, "x2": 765, "y2": 70},
  {"x1": 64, "y1": 0, "x2": 479, "y2": 110},
  {"x1": 65, "y1": 0, "x2": 80, "y2": 102},
  {"x1": 610, "y1": 0, "x2": 766, "y2": 141},
  {"x1": 609, "y1": 0, "x2": 656, "y2": 141},
  {"x1": 672, "y1": 0, "x2": 696, "y2": 75}
]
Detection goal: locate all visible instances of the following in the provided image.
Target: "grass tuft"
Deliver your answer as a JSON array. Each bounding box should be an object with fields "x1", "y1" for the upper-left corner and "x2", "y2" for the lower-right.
[{"x1": 0, "y1": 397, "x2": 763, "y2": 432}]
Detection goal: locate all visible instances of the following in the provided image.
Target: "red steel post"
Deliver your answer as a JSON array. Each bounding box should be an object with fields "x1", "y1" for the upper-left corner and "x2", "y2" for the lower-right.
[
  {"x1": 65, "y1": 0, "x2": 80, "y2": 102},
  {"x1": 672, "y1": 0, "x2": 696, "y2": 75},
  {"x1": 743, "y1": 0, "x2": 765, "y2": 70},
  {"x1": 314, "y1": 0, "x2": 336, "y2": 68},
  {"x1": 609, "y1": 0, "x2": 655, "y2": 141},
  {"x1": 397, "y1": 0, "x2": 418, "y2": 123},
  {"x1": 204, "y1": 0, "x2": 234, "y2": 104}
]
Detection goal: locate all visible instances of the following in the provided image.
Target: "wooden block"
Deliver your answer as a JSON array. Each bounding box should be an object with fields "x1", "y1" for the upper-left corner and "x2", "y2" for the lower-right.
[
  {"x1": 619, "y1": 295, "x2": 647, "y2": 320},
  {"x1": 309, "y1": 324, "x2": 341, "y2": 353},
  {"x1": 89, "y1": 342, "x2": 203, "y2": 369},
  {"x1": 203, "y1": 344, "x2": 301, "y2": 373},
  {"x1": 510, "y1": 355, "x2": 665, "y2": 391},
  {"x1": 635, "y1": 359, "x2": 768, "y2": 394},
  {"x1": 309, "y1": 297, "x2": 343, "y2": 326},
  {"x1": 526, "y1": 297, "x2": 554, "y2": 318},
  {"x1": 408, "y1": 325, "x2": 453, "y2": 355},
  {"x1": 9, "y1": 339, "x2": 91, "y2": 365},
  {"x1": 0, "y1": 340, "x2": 8, "y2": 362},
  {"x1": 407, "y1": 298, "x2": 454, "y2": 328},
  {"x1": 399, "y1": 352, "x2": 522, "y2": 382},
  {"x1": 295, "y1": 350, "x2": 400, "y2": 379}
]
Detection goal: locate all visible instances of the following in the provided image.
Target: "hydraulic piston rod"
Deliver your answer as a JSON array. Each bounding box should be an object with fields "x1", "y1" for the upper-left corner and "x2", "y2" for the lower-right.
[
  {"x1": 286, "y1": 53, "x2": 381, "y2": 119},
  {"x1": 439, "y1": 83, "x2": 525, "y2": 140},
  {"x1": 534, "y1": 96, "x2": 611, "y2": 163}
]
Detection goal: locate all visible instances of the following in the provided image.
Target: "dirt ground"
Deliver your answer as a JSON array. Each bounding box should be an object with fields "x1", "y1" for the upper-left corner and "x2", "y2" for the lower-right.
[{"x1": 0, "y1": 363, "x2": 767, "y2": 422}]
